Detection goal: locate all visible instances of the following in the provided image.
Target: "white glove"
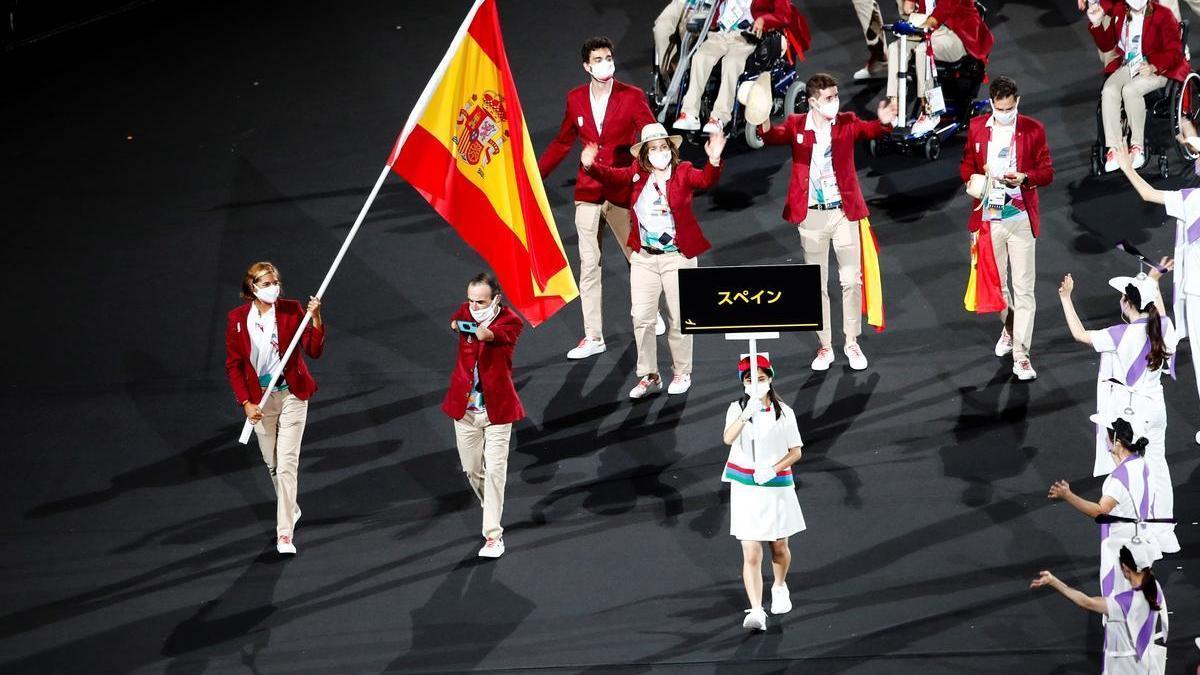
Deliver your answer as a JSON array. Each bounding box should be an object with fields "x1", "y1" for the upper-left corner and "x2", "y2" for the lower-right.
[
  {"x1": 753, "y1": 464, "x2": 777, "y2": 485},
  {"x1": 738, "y1": 405, "x2": 756, "y2": 422}
]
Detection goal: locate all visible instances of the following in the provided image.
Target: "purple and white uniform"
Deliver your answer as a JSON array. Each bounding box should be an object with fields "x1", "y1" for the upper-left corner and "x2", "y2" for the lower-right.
[
  {"x1": 1163, "y1": 188, "x2": 1200, "y2": 404},
  {"x1": 1102, "y1": 580, "x2": 1168, "y2": 675},
  {"x1": 1099, "y1": 456, "x2": 1176, "y2": 598}
]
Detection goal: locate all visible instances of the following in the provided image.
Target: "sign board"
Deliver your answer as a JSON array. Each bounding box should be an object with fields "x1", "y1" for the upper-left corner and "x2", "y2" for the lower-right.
[{"x1": 678, "y1": 264, "x2": 823, "y2": 334}]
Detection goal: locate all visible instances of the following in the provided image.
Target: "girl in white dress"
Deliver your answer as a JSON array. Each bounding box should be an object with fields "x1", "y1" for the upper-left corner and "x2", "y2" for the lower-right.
[
  {"x1": 1030, "y1": 544, "x2": 1168, "y2": 674},
  {"x1": 721, "y1": 355, "x2": 805, "y2": 632},
  {"x1": 1058, "y1": 267, "x2": 1178, "y2": 541}
]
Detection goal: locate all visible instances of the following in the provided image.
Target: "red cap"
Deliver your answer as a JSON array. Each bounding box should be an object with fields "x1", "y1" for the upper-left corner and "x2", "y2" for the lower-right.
[{"x1": 737, "y1": 355, "x2": 774, "y2": 378}]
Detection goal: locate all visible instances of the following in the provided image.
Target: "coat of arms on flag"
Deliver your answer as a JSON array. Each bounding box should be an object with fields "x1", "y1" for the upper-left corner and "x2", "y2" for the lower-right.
[{"x1": 455, "y1": 91, "x2": 509, "y2": 174}]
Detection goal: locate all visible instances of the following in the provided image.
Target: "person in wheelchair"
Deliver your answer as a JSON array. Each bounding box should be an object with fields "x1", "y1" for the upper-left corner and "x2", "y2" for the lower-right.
[
  {"x1": 655, "y1": 0, "x2": 710, "y2": 82},
  {"x1": 884, "y1": 0, "x2": 993, "y2": 137},
  {"x1": 673, "y1": 0, "x2": 793, "y2": 134},
  {"x1": 1087, "y1": 0, "x2": 1190, "y2": 172}
]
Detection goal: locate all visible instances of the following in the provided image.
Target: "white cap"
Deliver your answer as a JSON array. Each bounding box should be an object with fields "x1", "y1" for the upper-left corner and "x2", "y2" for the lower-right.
[
  {"x1": 1108, "y1": 275, "x2": 1158, "y2": 310},
  {"x1": 1090, "y1": 411, "x2": 1150, "y2": 439}
]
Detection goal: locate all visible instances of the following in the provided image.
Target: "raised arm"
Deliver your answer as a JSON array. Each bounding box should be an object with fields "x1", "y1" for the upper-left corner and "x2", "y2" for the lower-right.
[
  {"x1": 759, "y1": 116, "x2": 794, "y2": 146},
  {"x1": 1030, "y1": 571, "x2": 1110, "y2": 614},
  {"x1": 1058, "y1": 274, "x2": 1092, "y2": 346},
  {"x1": 1115, "y1": 146, "x2": 1167, "y2": 204},
  {"x1": 1048, "y1": 478, "x2": 1117, "y2": 519}
]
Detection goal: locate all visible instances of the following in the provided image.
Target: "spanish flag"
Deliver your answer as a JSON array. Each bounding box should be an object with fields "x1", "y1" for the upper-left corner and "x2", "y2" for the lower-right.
[
  {"x1": 963, "y1": 226, "x2": 1006, "y2": 313},
  {"x1": 389, "y1": 0, "x2": 578, "y2": 326},
  {"x1": 858, "y1": 219, "x2": 885, "y2": 331}
]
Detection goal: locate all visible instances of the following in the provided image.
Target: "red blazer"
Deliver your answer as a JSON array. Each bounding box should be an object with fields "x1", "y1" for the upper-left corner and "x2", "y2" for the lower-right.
[
  {"x1": 761, "y1": 112, "x2": 889, "y2": 224},
  {"x1": 442, "y1": 304, "x2": 525, "y2": 425},
  {"x1": 920, "y1": 0, "x2": 994, "y2": 62},
  {"x1": 538, "y1": 80, "x2": 655, "y2": 207},
  {"x1": 707, "y1": 0, "x2": 792, "y2": 31},
  {"x1": 1090, "y1": 1, "x2": 1188, "y2": 81},
  {"x1": 586, "y1": 159, "x2": 722, "y2": 258},
  {"x1": 959, "y1": 114, "x2": 1055, "y2": 237},
  {"x1": 225, "y1": 299, "x2": 325, "y2": 405}
]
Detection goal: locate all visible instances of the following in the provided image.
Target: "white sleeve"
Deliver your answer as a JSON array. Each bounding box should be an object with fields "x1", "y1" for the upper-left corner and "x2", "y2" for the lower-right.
[
  {"x1": 1102, "y1": 475, "x2": 1124, "y2": 505},
  {"x1": 1105, "y1": 596, "x2": 1121, "y2": 620},
  {"x1": 725, "y1": 401, "x2": 740, "y2": 430},
  {"x1": 1164, "y1": 318, "x2": 1181, "y2": 354},
  {"x1": 783, "y1": 408, "x2": 803, "y2": 449},
  {"x1": 1089, "y1": 328, "x2": 1117, "y2": 354},
  {"x1": 1163, "y1": 189, "x2": 1186, "y2": 222}
]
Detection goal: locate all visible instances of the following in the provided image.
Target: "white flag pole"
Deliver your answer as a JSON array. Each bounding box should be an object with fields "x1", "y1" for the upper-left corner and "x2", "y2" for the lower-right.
[
  {"x1": 238, "y1": 0, "x2": 486, "y2": 445},
  {"x1": 238, "y1": 163, "x2": 392, "y2": 444}
]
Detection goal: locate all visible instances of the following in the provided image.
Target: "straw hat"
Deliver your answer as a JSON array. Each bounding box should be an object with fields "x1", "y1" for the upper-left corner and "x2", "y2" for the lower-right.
[
  {"x1": 1107, "y1": 275, "x2": 1158, "y2": 310},
  {"x1": 736, "y1": 73, "x2": 773, "y2": 126},
  {"x1": 630, "y1": 123, "x2": 683, "y2": 157}
]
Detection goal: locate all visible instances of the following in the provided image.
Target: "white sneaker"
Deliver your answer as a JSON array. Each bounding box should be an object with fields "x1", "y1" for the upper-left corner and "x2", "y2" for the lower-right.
[
  {"x1": 478, "y1": 537, "x2": 505, "y2": 558},
  {"x1": 629, "y1": 375, "x2": 663, "y2": 399},
  {"x1": 843, "y1": 343, "x2": 868, "y2": 371},
  {"x1": 853, "y1": 59, "x2": 888, "y2": 81},
  {"x1": 1131, "y1": 145, "x2": 1146, "y2": 170},
  {"x1": 1012, "y1": 358, "x2": 1037, "y2": 381},
  {"x1": 811, "y1": 346, "x2": 835, "y2": 371},
  {"x1": 566, "y1": 337, "x2": 606, "y2": 360},
  {"x1": 667, "y1": 373, "x2": 692, "y2": 395},
  {"x1": 655, "y1": 312, "x2": 666, "y2": 336},
  {"x1": 994, "y1": 329, "x2": 1013, "y2": 357},
  {"x1": 673, "y1": 112, "x2": 701, "y2": 131},
  {"x1": 702, "y1": 117, "x2": 724, "y2": 134},
  {"x1": 1104, "y1": 148, "x2": 1119, "y2": 173},
  {"x1": 770, "y1": 584, "x2": 792, "y2": 615},
  {"x1": 742, "y1": 607, "x2": 767, "y2": 631},
  {"x1": 276, "y1": 534, "x2": 297, "y2": 555},
  {"x1": 910, "y1": 113, "x2": 938, "y2": 137}
]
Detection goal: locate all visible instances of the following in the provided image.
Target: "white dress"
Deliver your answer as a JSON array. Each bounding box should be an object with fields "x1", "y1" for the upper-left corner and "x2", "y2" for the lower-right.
[
  {"x1": 1102, "y1": 582, "x2": 1168, "y2": 675},
  {"x1": 722, "y1": 400, "x2": 806, "y2": 541}
]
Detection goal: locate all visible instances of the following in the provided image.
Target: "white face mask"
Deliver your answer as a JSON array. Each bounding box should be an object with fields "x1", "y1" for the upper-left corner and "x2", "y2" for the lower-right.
[
  {"x1": 588, "y1": 60, "x2": 615, "y2": 82},
  {"x1": 254, "y1": 284, "x2": 281, "y2": 304},
  {"x1": 470, "y1": 300, "x2": 498, "y2": 324},
  {"x1": 815, "y1": 99, "x2": 839, "y2": 120},
  {"x1": 991, "y1": 102, "x2": 1018, "y2": 126},
  {"x1": 744, "y1": 381, "x2": 770, "y2": 398},
  {"x1": 648, "y1": 149, "x2": 673, "y2": 170}
]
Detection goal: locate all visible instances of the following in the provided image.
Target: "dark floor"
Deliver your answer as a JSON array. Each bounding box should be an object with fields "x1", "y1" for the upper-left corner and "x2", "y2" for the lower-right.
[{"x1": 2, "y1": 0, "x2": 1199, "y2": 672}]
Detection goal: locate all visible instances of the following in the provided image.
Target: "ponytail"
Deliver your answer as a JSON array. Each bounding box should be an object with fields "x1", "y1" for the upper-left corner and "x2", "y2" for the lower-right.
[
  {"x1": 1144, "y1": 303, "x2": 1168, "y2": 371},
  {"x1": 1111, "y1": 418, "x2": 1149, "y2": 455}
]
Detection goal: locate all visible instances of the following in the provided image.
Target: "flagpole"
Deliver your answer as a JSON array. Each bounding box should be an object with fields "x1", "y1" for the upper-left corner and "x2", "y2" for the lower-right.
[{"x1": 238, "y1": 163, "x2": 393, "y2": 445}]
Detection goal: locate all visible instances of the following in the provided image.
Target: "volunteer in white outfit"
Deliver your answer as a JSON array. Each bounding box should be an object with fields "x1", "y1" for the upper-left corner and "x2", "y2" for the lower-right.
[
  {"x1": 1115, "y1": 148, "x2": 1200, "y2": 443},
  {"x1": 1058, "y1": 266, "x2": 1177, "y2": 501},
  {"x1": 721, "y1": 355, "x2": 805, "y2": 632},
  {"x1": 1030, "y1": 543, "x2": 1169, "y2": 674},
  {"x1": 1048, "y1": 414, "x2": 1177, "y2": 600}
]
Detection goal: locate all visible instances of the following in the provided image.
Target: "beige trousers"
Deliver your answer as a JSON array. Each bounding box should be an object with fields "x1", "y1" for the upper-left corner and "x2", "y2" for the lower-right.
[
  {"x1": 853, "y1": 0, "x2": 889, "y2": 61},
  {"x1": 253, "y1": 389, "x2": 308, "y2": 537},
  {"x1": 680, "y1": 31, "x2": 757, "y2": 124},
  {"x1": 885, "y1": 28, "x2": 966, "y2": 98},
  {"x1": 654, "y1": 0, "x2": 688, "y2": 69},
  {"x1": 575, "y1": 200, "x2": 633, "y2": 340},
  {"x1": 630, "y1": 249, "x2": 697, "y2": 377},
  {"x1": 1100, "y1": 66, "x2": 1169, "y2": 148},
  {"x1": 799, "y1": 208, "x2": 862, "y2": 347},
  {"x1": 990, "y1": 217, "x2": 1036, "y2": 361},
  {"x1": 453, "y1": 410, "x2": 512, "y2": 540}
]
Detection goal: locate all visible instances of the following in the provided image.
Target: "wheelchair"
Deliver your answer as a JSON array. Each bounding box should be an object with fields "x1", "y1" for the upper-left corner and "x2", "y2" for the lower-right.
[
  {"x1": 648, "y1": 3, "x2": 806, "y2": 149},
  {"x1": 869, "y1": 8, "x2": 991, "y2": 160},
  {"x1": 1088, "y1": 20, "x2": 1200, "y2": 178}
]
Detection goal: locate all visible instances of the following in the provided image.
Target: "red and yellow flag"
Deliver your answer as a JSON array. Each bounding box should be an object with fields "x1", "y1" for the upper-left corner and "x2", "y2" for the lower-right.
[
  {"x1": 858, "y1": 219, "x2": 885, "y2": 331},
  {"x1": 964, "y1": 227, "x2": 1006, "y2": 314},
  {"x1": 389, "y1": 0, "x2": 577, "y2": 326}
]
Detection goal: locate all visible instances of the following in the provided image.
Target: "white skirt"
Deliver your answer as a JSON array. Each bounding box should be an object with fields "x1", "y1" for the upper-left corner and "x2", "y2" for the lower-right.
[{"x1": 729, "y1": 481, "x2": 806, "y2": 541}]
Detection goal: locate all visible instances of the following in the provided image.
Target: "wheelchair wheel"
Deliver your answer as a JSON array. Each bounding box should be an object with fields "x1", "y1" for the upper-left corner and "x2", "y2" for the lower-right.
[
  {"x1": 1173, "y1": 72, "x2": 1200, "y2": 164},
  {"x1": 744, "y1": 119, "x2": 766, "y2": 149},
  {"x1": 783, "y1": 78, "x2": 808, "y2": 116},
  {"x1": 1159, "y1": 155, "x2": 1170, "y2": 179},
  {"x1": 924, "y1": 135, "x2": 941, "y2": 161}
]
